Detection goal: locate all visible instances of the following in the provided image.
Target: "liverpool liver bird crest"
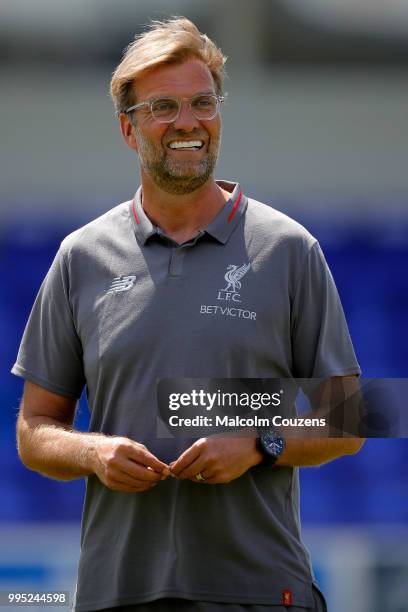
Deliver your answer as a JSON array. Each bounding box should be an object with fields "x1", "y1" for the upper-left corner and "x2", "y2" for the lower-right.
[{"x1": 222, "y1": 263, "x2": 251, "y2": 293}]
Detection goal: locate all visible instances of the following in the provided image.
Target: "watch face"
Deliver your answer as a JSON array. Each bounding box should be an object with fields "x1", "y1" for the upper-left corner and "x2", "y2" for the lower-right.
[{"x1": 260, "y1": 429, "x2": 285, "y2": 458}]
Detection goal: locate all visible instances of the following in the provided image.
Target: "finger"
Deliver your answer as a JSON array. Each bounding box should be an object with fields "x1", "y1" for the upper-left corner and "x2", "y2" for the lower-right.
[
  {"x1": 177, "y1": 458, "x2": 209, "y2": 481},
  {"x1": 190, "y1": 471, "x2": 214, "y2": 484},
  {"x1": 120, "y1": 460, "x2": 165, "y2": 482},
  {"x1": 191, "y1": 471, "x2": 231, "y2": 485},
  {"x1": 109, "y1": 467, "x2": 158, "y2": 487},
  {"x1": 127, "y1": 443, "x2": 170, "y2": 474},
  {"x1": 191, "y1": 474, "x2": 213, "y2": 484},
  {"x1": 171, "y1": 443, "x2": 202, "y2": 476},
  {"x1": 103, "y1": 450, "x2": 164, "y2": 482}
]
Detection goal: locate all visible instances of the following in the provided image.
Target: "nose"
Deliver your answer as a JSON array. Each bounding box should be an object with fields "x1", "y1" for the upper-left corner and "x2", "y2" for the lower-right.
[{"x1": 172, "y1": 99, "x2": 200, "y2": 131}]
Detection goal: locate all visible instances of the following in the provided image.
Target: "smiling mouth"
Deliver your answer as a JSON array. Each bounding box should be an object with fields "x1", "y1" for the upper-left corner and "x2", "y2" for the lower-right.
[{"x1": 168, "y1": 140, "x2": 204, "y2": 151}]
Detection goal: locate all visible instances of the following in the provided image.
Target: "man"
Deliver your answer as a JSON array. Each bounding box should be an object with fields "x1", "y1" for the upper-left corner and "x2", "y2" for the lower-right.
[{"x1": 13, "y1": 17, "x2": 363, "y2": 612}]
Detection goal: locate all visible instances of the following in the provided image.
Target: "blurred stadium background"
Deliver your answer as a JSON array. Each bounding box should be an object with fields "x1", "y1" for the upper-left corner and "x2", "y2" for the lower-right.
[{"x1": 1, "y1": 1, "x2": 408, "y2": 611}]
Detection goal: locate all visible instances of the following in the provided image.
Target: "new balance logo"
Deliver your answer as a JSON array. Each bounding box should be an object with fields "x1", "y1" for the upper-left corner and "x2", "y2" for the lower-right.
[{"x1": 107, "y1": 275, "x2": 136, "y2": 293}]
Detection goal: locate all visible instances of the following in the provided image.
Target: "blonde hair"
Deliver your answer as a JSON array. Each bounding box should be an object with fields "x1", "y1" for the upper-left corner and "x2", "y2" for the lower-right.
[{"x1": 110, "y1": 17, "x2": 227, "y2": 114}]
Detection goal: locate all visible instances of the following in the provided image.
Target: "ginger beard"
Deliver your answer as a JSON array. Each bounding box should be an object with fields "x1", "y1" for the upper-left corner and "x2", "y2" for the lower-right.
[{"x1": 133, "y1": 122, "x2": 221, "y2": 195}]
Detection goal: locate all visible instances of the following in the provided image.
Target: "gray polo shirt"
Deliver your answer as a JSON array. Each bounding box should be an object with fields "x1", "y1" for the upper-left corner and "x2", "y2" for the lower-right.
[{"x1": 12, "y1": 181, "x2": 360, "y2": 611}]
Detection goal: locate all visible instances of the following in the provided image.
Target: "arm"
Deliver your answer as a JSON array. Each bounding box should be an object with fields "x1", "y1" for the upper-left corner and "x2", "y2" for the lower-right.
[
  {"x1": 170, "y1": 433, "x2": 364, "y2": 483},
  {"x1": 274, "y1": 437, "x2": 364, "y2": 467},
  {"x1": 276, "y1": 375, "x2": 365, "y2": 467},
  {"x1": 171, "y1": 376, "x2": 365, "y2": 483},
  {"x1": 17, "y1": 381, "x2": 170, "y2": 491}
]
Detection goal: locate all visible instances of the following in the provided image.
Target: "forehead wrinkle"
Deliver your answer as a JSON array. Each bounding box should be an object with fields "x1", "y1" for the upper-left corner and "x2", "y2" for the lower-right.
[
  {"x1": 151, "y1": 90, "x2": 216, "y2": 101},
  {"x1": 142, "y1": 83, "x2": 215, "y2": 102},
  {"x1": 134, "y1": 61, "x2": 216, "y2": 102}
]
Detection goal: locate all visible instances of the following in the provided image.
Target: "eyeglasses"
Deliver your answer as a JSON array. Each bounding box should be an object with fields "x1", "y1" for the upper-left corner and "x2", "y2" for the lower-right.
[{"x1": 124, "y1": 93, "x2": 226, "y2": 123}]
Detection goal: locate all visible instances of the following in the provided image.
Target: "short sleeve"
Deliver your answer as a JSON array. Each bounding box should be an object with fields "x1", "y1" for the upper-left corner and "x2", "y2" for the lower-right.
[
  {"x1": 11, "y1": 247, "x2": 85, "y2": 398},
  {"x1": 291, "y1": 241, "x2": 361, "y2": 379}
]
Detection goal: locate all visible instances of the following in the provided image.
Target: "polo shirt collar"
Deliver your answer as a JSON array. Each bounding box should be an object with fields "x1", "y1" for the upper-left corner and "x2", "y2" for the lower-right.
[
  {"x1": 130, "y1": 187, "x2": 156, "y2": 245},
  {"x1": 205, "y1": 181, "x2": 247, "y2": 244},
  {"x1": 130, "y1": 180, "x2": 247, "y2": 246}
]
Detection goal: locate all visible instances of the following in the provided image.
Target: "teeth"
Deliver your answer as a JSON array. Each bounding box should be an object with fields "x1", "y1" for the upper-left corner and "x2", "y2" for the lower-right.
[{"x1": 169, "y1": 140, "x2": 203, "y2": 149}]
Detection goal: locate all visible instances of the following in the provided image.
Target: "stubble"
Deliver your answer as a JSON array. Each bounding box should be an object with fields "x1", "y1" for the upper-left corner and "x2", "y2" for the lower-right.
[{"x1": 134, "y1": 123, "x2": 221, "y2": 195}]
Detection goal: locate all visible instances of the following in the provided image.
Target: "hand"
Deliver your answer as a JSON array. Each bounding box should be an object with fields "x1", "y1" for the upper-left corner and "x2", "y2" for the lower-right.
[
  {"x1": 92, "y1": 436, "x2": 170, "y2": 493},
  {"x1": 170, "y1": 433, "x2": 262, "y2": 484}
]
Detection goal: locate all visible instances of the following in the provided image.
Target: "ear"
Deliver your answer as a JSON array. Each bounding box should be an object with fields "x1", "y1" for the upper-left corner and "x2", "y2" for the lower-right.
[{"x1": 119, "y1": 113, "x2": 138, "y2": 152}]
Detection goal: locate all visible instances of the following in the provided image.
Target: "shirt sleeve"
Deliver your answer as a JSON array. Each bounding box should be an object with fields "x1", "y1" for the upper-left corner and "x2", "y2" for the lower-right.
[
  {"x1": 11, "y1": 246, "x2": 85, "y2": 398},
  {"x1": 291, "y1": 241, "x2": 361, "y2": 379}
]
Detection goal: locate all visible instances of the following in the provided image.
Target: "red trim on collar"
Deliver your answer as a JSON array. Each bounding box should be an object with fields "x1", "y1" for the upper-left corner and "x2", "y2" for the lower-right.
[
  {"x1": 132, "y1": 198, "x2": 140, "y2": 225},
  {"x1": 227, "y1": 190, "x2": 242, "y2": 222}
]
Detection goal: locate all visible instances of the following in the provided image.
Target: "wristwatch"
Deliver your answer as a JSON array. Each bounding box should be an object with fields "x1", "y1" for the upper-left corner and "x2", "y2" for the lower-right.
[{"x1": 255, "y1": 428, "x2": 285, "y2": 466}]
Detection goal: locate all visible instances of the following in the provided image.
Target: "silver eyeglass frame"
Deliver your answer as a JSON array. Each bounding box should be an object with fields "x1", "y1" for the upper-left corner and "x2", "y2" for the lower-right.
[{"x1": 122, "y1": 93, "x2": 227, "y2": 122}]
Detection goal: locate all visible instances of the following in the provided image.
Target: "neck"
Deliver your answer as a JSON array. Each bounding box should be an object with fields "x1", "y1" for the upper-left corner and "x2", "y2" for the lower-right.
[{"x1": 139, "y1": 171, "x2": 231, "y2": 243}]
